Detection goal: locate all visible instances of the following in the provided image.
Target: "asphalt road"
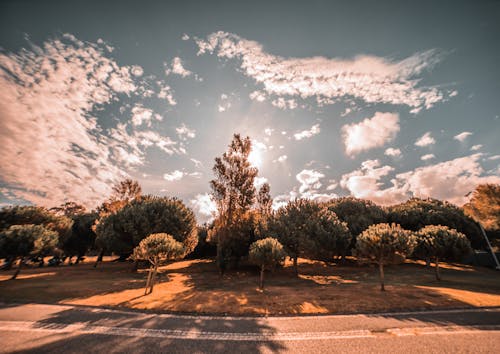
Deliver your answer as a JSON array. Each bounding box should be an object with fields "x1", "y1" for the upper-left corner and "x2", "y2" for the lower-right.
[{"x1": 0, "y1": 303, "x2": 499, "y2": 353}]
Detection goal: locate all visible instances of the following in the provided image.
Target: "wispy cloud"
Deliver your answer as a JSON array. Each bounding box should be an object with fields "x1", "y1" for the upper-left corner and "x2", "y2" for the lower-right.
[
  {"x1": 0, "y1": 34, "x2": 180, "y2": 208},
  {"x1": 176, "y1": 123, "x2": 196, "y2": 140},
  {"x1": 196, "y1": 31, "x2": 450, "y2": 112},
  {"x1": 294, "y1": 124, "x2": 320, "y2": 141},
  {"x1": 342, "y1": 112, "x2": 399, "y2": 156}
]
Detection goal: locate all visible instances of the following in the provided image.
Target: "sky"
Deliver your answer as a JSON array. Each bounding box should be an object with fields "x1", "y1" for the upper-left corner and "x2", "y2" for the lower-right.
[{"x1": 0, "y1": 0, "x2": 499, "y2": 222}]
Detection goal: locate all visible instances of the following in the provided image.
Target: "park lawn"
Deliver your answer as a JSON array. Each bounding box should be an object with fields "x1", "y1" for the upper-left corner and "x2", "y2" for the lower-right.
[{"x1": 0, "y1": 257, "x2": 499, "y2": 315}]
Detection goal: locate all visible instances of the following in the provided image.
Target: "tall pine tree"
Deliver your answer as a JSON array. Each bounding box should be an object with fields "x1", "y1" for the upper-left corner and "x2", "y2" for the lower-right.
[{"x1": 210, "y1": 134, "x2": 258, "y2": 273}]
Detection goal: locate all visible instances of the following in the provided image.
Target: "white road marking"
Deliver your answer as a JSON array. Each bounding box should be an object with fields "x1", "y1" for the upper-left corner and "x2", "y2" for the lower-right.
[{"x1": 0, "y1": 320, "x2": 498, "y2": 342}]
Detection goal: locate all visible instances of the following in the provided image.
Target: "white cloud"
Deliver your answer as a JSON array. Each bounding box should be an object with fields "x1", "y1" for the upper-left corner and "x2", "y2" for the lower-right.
[
  {"x1": 181, "y1": 34, "x2": 190, "y2": 41},
  {"x1": 421, "y1": 154, "x2": 435, "y2": 161},
  {"x1": 165, "y1": 57, "x2": 193, "y2": 77},
  {"x1": 254, "y1": 176, "x2": 268, "y2": 189},
  {"x1": 158, "y1": 85, "x2": 177, "y2": 105},
  {"x1": 296, "y1": 169, "x2": 324, "y2": 194},
  {"x1": 0, "y1": 34, "x2": 168, "y2": 208},
  {"x1": 294, "y1": 124, "x2": 321, "y2": 141},
  {"x1": 130, "y1": 65, "x2": 144, "y2": 77},
  {"x1": 415, "y1": 132, "x2": 435, "y2": 147},
  {"x1": 163, "y1": 170, "x2": 185, "y2": 182},
  {"x1": 196, "y1": 31, "x2": 449, "y2": 111},
  {"x1": 342, "y1": 112, "x2": 400, "y2": 156},
  {"x1": 385, "y1": 147, "x2": 402, "y2": 157},
  {"x1": 131, "y1": 105, "x2": 161, "y2": 126},
  {"x1": 190, "y1": 193, "x2": 217, "y2": 222},
  {"x1": 250, "y1": 90, "x2": 266, "y2": 102},
  {"x1": 176, "y1": 123, "x2": 196, "y2": 140},
  {"x1": 488, "y1": 155, "x2": 500, "y2": 161},
  {"x1": 271, "y1": 97, "x2": 298, "y2": 110},
  {"x1": 454, "y1": 131, "x2": 473, "y2": 142},
  {"x1": 340, "y1": 154, "x2": 500, "y2": 206},
  {"x1": 470, "y1": 144, "x2": 482, "y2": 151},
  {"x1": 264, "y1": 127, "x2": 274, "y2": 136},
  {"x1": 273, "y1": 155, "x2": 287, "y2": 163}
]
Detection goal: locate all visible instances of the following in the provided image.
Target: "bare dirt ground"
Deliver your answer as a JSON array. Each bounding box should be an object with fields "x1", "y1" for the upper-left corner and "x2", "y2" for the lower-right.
[{"x1": 1, "y1": 257, "x2": 499, "y2": 315}]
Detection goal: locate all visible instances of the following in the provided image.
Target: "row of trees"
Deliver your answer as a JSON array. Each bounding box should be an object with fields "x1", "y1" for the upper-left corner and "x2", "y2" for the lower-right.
[{"x1": 0, "y1": 133, "x2": 498, "y2": 292}]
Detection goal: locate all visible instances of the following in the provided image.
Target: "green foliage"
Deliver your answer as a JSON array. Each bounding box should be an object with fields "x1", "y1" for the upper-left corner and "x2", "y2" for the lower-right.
[
  {"x1": 354, "y1": 223, "x2": 415, "y2": 265},
  {"x1": 388, "y1": 198, "x2": 482, "y2": 249},
  {"x1": 354, "y1": 223, "x2": 415, "y2": 291},
  {"x1": 257, "y1": 183, "x2": 273, "y2": 215},
  {"x1": 62, "y1": 212, "x2": 98, "y2": 260},
  {"x1": 414, "y1": 225, "x2": 472, "y2": 262},
  {"x1": 95, "y1": 196, "x2": 197, "y2": 256},
  {"x1": 132, "y1": 233, "x2": 184, "y2": 295},
  {"x1": 324, "y1": 197, "x2": 386, "y2": 238},
  {"x1": 269, "y1": 199, "x2": 351, "y2": 272},
  {"x1": 248, "y1": 237, "x2": 286, "y2": 268},
  {"x1": 0, "y1": 224, "x2": 58, "y2": 259},
  {"x1": 132, "y1": 233, "x2": 184, "y2": 264},
  {"x1": 0, "y1": 205, "x2": 72, "y2": 251},
  {"x1": 210, "y1": 134, "x2": 261, "y2": 272},
  {"x1": 187, "y1": 223, "x2": 217, "y2": 258}
]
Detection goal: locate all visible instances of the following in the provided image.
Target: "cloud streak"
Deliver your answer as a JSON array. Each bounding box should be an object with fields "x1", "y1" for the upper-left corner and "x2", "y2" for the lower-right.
[{"x1": 196, "y1": 31, "x2": 449, "y2": 111}]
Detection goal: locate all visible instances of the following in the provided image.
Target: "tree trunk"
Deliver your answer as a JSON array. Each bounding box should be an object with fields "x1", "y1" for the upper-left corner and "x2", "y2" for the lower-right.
[
  {"x1": 379, "y1": 262, "x2": 385, "y2": 291},
  {"x1": 260, "y1": 265, "x2": 265, "y2": 290},
  {"x1": 148, "y1": 258, "x2": 159, "y2": 294},
  {"x1": 145, "y1": 265, "x2": 154, "y2": 295},
  {"x1": 93, "y1": 249, "x2": 104, "y2": 268},
  {"x1": 425, "y1": 257, "x2": 431, "y2": 267},
  {"x1": 293, "y1": 256, "x2": 298, "y2": 277},
  {"x1": 435, "y1": 257, "x2": 441, "y2": 281},
  {"x1": 11, "y1": 257, "x2": 24, "y2": 280}
]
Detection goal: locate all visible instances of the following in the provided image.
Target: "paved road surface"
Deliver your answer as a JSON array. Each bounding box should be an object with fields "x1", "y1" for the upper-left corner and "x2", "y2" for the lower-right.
[{"x1": 0, "y1": 303, "x2": 499, "y2": 353}]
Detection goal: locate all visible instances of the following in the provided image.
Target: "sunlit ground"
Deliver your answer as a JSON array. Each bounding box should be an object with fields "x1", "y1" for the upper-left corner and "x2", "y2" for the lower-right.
[{"x1": 1, "y1": 257, "x2": 499, "y2": 315}]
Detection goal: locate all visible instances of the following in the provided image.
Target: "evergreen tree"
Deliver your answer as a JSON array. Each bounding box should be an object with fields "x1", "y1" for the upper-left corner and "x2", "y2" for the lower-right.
[
  {"x1": 210, "y1": 134, "x2": 258, "y2": 273},
  {"x1": 354, "y1": 223, "x2": 415, "y2": 291},
  {"x1": 414, "y1": 225, "x2": 472, "y2": 280},
  {"x1": 248, "y1": 237, "x2": 285, "y2": 290}
]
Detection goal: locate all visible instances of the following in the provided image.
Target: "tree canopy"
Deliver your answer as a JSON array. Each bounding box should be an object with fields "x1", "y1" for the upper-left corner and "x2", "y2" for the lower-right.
[{"x1": 95, "y1": 196, "x2": 197, "y2": 257}]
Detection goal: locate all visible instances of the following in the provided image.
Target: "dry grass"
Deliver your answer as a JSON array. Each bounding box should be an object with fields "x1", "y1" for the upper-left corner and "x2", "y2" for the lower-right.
[{"x1": 1, "y1": 257, "x2": 499, "y2": 315}]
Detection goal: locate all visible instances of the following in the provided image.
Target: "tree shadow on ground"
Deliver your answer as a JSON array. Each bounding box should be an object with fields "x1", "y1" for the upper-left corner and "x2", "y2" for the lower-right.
[{"x1": 6, "y1": 304, "x2": 287, "y2": 353}]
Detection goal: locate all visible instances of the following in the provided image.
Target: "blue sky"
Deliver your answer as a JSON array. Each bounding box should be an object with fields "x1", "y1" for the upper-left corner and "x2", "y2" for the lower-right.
[{"x1": 0, "y1": 0, "x2": 499, "y2": 222}]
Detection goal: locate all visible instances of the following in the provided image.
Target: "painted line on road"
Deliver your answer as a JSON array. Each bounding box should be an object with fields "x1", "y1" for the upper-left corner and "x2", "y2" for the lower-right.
[{"x1": 0, "y1": 320, "x2": 499, "y2": 342}]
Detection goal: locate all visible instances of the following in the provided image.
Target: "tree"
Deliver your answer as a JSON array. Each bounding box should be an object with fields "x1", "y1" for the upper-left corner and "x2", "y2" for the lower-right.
[
  {"x1": 324, "y1": 197, "x2": 386, "y2": 246},
  {"x1": 388, "y1": 198, "x2": 482, "y2": 249},
  {"x1": 0, "y1": 205, "x2": 72, "y2": 266},
  {"x1": 257, "y1": 183, "x2": 273, "y2": 216},
  {"x1": 268, "y1": 199, "x2": 350, "y2": 275},
  {"x1": 50, "y1": 202, "x2": 86, "y2": 217},
  {"x1": 354, "y1": 223, "x2": 415, "y2": 291},
  {"x1": 95, "y1": 196, "x2": 197, "y2": 261},
  {"x1": 111, "y1": 178, "x2": 142, "y2": 204},
  {"x1": 132, "y1": 233, "x2": 184, "y2": 295},
  {"x1": 248, "y1": 237, "x2": 286, "y2": 290},
  {"x1": 414, "y1": 225, "x2": 472, "y2": 280},
  {"x1": 210, "y1": 134, "x2": 258, "y2": 273},
  {"x1": 62, "y1": 212, "x2": 98, "y2": 264},
  {"x1": 463, "y1": 184, "x2": 500, "y2": 231},
  {"x1": 0, "y1": 224, "x2": 58, "y2": 279}
]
